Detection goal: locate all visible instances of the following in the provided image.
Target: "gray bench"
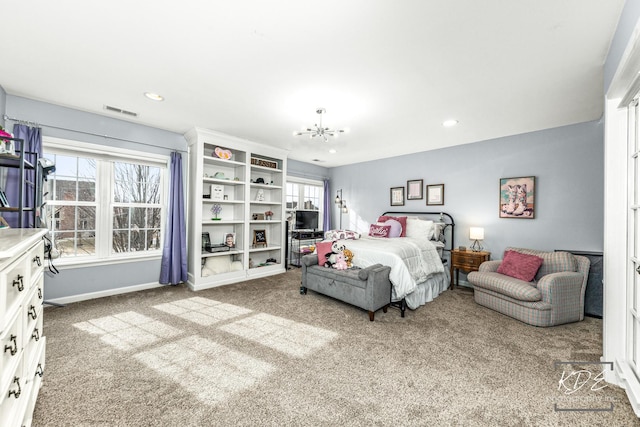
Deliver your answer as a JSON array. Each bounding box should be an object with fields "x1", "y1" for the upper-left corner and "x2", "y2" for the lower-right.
[{"x1": 300, "y1": 254, "x2": 392, "y2": 321}]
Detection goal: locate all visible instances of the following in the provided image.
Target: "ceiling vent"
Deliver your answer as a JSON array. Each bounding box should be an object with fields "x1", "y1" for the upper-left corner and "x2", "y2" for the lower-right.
[{"x1": 103, "y1": 105, "x2": 138, "y2": 117}]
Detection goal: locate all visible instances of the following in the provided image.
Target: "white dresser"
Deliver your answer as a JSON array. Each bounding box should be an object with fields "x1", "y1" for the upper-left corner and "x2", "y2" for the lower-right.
[{"x1": 0, "y1": 228, "x2": 48, "y2": 427}]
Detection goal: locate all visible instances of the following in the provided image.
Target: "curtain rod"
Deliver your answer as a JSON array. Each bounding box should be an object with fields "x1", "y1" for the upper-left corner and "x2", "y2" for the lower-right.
[{"x1": 3, "y1": 114, "x2": 188, "y2": 154}]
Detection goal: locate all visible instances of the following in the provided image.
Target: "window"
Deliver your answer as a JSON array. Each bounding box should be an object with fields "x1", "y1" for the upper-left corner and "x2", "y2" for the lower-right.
[
  {"x1": 285, "y1": 177, "x2": 324, "y2": 229},
  {"x1": 43, "y1": 138, "x2": 168, "y2": 263}
]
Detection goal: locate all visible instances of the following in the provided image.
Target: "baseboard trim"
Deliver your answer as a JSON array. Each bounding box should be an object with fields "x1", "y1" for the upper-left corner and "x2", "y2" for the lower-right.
[{"x1": 45, "y1": 282, "x2": 165, "y2": 306}]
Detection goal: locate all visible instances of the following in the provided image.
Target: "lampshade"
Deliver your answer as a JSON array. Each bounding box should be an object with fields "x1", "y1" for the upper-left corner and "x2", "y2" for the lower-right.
[{"x1": 469, "y1": 227, "x2": 484, "y2": 240}]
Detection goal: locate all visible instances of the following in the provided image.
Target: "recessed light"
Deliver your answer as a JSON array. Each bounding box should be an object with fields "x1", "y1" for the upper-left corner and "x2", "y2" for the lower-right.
[
  {"x1": 329, "y1": 149, "x2": 337, "y2": 154},
  {"x1": 144, "y1": 92, "x2": 164, "y2": 101},
  {"x1": 442, "y1": 119, "x2": 458, "y2": 127}
]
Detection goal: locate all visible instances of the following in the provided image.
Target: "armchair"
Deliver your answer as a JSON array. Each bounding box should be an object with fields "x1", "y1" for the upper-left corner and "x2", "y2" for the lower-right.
[{"x1": 467, "y1": 247, "x2": 590, "y2": 327}]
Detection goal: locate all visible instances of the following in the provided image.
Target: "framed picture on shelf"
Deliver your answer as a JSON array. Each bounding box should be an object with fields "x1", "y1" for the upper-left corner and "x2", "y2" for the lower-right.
[
  {"x1": 406, "y1": 179, "x2": 423, "y2": 200},
  {"x1": 390, "y1": 187, "x2": 405, "y2": 206},
  {"x1": 426, "y1": 184, "x2": 444, "y2": 205},
  {"x1": 224, "y1": 232, "x2": 236, "y2": 248},
  {"x1": 253, "y1": 229, "x2": 267, "y2": 247},
  {"x1": 499, "y1": 176, "x2": 535, "y2": 219}
]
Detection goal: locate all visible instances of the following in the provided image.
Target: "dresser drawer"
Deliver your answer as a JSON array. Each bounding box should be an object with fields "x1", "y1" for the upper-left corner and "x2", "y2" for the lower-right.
[
  {"x1": 0, "y1": 358, "x2": 25, "y2": 427},
  {"x1": 24, "y1": 312, "x2": 43, "y2": 371},
  {"x1": 455, "y1": 253, "x2": 484, "y2": 269},
  {"x1": 0, "y1": 253, "x2": 30, "y2": 334},
  {"x1": 23, "y1": 286, "x2": 43, "y2": 345},
  {"x1": 26, "y1": 243, "x2": 44, "y2": 286},
  {"x1": 21, "y1": 338, "x2": 45, "y2": 427},
  {"x1": 0, "y1": 310, "x2": 23, "y2": 395}
]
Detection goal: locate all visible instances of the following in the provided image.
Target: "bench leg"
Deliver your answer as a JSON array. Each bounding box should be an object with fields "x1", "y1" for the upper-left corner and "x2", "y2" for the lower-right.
[
  {"x1": 382, "y1": 304, "x2": 389, "y2": 313},
  {"x1": 300, "y1": 286, "x2": 307, "y2": 294},
  {"x1": 368, "y1": 311, "x2": 375, "y2": 322}
]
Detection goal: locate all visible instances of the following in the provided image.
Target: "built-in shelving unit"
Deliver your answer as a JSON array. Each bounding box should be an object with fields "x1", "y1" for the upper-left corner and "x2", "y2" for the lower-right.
[{"x1": 185, "y1": 128, "x2": 288, "y2": 291}]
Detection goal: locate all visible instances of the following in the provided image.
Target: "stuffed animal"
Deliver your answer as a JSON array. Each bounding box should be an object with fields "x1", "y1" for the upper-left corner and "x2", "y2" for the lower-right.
[
  {"x1": 324, "y1": 241, "x2": 346, "y2": 268},
  {"x1": 333, "y1": 252, "x2": 348, "y2": 270},
  {"x1": 342, "y1": 248, "x2": 353, "y2": 268}
]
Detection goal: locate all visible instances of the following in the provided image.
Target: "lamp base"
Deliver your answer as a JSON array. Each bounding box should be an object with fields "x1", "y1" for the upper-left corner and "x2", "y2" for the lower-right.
[{"x1": 470, "y1": 240, "x2": 483, "y2": 252}]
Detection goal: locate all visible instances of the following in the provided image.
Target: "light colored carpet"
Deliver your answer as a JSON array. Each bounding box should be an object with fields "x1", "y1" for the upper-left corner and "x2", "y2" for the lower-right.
[{"x1": 33, "y1": 269, "x2": 637, "y2": 426}]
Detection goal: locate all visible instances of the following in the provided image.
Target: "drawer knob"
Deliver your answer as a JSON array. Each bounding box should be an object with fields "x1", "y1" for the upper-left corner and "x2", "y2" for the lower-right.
[
  {"x1": 13, "y1": 274, "x2": 24, "y2": 292},
  {"x1": 38, "y1": 287, "x2": 43, "y2": 300},
  {"x1": 8, "y1": 376, "x2": 21, "y2": 399},
  {"x1": 33, "y1": 255, "x2": 42, "y2": 267},
  {"x1": 28, "y1": 305, "x2": 37, "y2": 320},
  {"x1": 4, "y1": 334, "x2": 17, "y2": 355},
  {"x1": 32, "y1": 328, "x2": 40, "y2": 342},
  {"x1": 35, "y1": 363, "x2": 44, "y2": 378}
]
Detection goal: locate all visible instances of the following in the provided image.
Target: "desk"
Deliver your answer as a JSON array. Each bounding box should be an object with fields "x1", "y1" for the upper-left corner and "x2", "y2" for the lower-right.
[{"x1": 289, "y1": 230, "x2": 324, "y2": 267}]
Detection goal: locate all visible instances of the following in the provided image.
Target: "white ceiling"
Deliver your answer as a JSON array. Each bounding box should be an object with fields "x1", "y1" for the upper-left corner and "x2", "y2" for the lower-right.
[{"x1": 0, "y1": 0, "x2": 625, "y2": 167}]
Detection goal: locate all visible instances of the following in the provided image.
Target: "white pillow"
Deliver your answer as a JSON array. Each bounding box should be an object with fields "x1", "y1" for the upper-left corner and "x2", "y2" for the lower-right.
[
  {"x1": 204, "y1": 256, "x2": 231, "y2": 274},
  {"x1": 405, "y1": 218, "x2": 434, "y2": 240}
]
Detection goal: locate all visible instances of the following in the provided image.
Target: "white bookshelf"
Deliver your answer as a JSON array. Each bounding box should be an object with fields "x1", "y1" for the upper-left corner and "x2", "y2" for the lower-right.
[{"x1": 185, "y1": 127, "x2": 288, "y2": 290}]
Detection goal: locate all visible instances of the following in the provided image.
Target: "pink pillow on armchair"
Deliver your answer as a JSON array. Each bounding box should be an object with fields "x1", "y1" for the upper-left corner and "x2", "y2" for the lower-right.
[{"x1": 497, "y1": 250, "x2": 544, "y2": 282}]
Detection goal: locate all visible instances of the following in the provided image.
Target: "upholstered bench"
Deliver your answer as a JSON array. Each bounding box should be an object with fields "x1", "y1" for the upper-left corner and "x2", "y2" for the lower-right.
[{"x1": 300, "y1": 254, "x2": 392, "y2": 321}]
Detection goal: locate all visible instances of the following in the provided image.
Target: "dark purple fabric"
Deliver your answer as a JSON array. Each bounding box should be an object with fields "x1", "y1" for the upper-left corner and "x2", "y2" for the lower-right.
[
  {"x1": 159, "y1": 152, "x2": 187, "y2": 285},
  {"x1": 323, "y1": 179, "x2": 331, "y2": 231},
  {"x1": 6, "y1": 125, "x2": 42, "y2": 227}
]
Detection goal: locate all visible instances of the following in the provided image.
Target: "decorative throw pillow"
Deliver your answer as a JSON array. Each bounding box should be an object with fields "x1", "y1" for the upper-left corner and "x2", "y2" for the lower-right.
[
  {"x1": 369, "y1": 224, "x2": 391, "y2": 238},
  {"x1": 315, "y1": 241, "x2": 334, "y2": 266},
  {"x1": 377, "y1": 215, "x2": 407, "y2": 237},
  {"x1": 405, "y1": 218, "x2": 434, "y2": 240},
  {"x1": 383, "y1": 219, "x2": 402, "y2": 238},
  {"x1": 497, "y1": 250, "x2": 544, "y2": 282}
]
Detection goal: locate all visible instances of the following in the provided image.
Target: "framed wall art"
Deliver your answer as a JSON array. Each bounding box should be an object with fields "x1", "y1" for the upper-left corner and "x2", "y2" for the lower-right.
[
  {"x1": 406, "y1": 179, "x2": 423, "y2": 200},
  {"x1": 499, "y1": 176, "x2": 535, "y2": 218},
  {"x1": 426, "y1": 184, "x2": 444, "y2": 205},
  {"x1": 390, "y1": 187, "x2": 405, "y2": 206}
]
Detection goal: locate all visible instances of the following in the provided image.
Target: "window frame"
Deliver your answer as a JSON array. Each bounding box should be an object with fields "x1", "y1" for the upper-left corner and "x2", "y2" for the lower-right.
[
  {"x1": 285, "y1": 176, "x2": 325, "y2": 230},
  {"x1": 42, "y1": 136, "x2": 169, "y2": 267}
]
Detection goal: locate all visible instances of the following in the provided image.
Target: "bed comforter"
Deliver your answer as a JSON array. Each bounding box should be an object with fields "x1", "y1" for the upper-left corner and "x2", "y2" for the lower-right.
[{"x1": 340, "y1": 236, "x2": 445, "y2": 302}]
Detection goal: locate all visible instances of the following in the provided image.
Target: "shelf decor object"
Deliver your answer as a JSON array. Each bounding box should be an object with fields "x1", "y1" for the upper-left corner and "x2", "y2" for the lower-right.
[{"x1": 211, "y1": 203, "x2": 222, "y2": 220}]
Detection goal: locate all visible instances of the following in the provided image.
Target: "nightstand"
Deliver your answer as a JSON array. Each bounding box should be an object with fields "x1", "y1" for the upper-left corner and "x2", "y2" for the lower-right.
[{"x1": 450, "y1": 249, "x2": 491, "y2": 289}]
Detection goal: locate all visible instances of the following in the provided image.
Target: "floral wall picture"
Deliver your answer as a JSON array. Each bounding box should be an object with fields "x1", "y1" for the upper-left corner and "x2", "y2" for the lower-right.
[{"x1": 499, "y1": 176, "x2": 535, "y2": 218}]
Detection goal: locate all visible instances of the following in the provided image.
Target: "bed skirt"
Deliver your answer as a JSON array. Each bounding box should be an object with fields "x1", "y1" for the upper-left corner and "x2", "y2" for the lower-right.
[{"x1": 402, "y1": 270, "x2": 450, "y2": 310}]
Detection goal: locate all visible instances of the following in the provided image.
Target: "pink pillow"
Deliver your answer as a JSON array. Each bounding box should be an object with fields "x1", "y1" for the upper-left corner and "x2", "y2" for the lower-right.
[
  {"x1": 369, "y1": 224, "x2": 391, "y2": 238},
  {"x1": 383, "y1": 219, "x2": 402, "y2": 238},
  {"x1": 497, "y1": 250, "x2": 544, "y2": 282},
  {"x1": 377, "y1": 215, "x2": 407, "y2": 237},
  {"x1": 315, "y1": 241, "x2": 334, "y2": 266}
]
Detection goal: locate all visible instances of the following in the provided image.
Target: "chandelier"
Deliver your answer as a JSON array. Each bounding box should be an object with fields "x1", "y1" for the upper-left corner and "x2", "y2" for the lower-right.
[{"x1": 293, "y1": 108, "x2": 347, "y2": 142}]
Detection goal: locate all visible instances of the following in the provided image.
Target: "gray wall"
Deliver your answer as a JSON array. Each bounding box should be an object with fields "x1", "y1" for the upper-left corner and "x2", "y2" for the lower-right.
[
  {"x1": 288, "y1": 158, "x2": 330, "y2": 181},
  {"x1": 329, "y1": 120, "x2": 604, "y2": 260},
  {"x1": 4, "y1": 95, "x2": 187, "y2": 301}
]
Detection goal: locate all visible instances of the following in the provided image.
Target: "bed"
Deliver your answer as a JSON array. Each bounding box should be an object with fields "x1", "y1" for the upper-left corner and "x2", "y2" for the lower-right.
[{"x1": 324, "y1": 212, "x2": 454, "y2": 314}]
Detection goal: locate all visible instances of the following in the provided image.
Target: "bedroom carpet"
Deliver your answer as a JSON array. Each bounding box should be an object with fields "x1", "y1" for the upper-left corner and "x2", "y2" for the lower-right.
[{"x1": 33, "y1": 269, "x2": 636, "y2": 426}]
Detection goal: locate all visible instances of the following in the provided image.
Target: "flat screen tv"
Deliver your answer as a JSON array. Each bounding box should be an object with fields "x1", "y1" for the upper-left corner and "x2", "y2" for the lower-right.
[{"x1": 295, "y1": 210, "x2": 319, "y2": 230}]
